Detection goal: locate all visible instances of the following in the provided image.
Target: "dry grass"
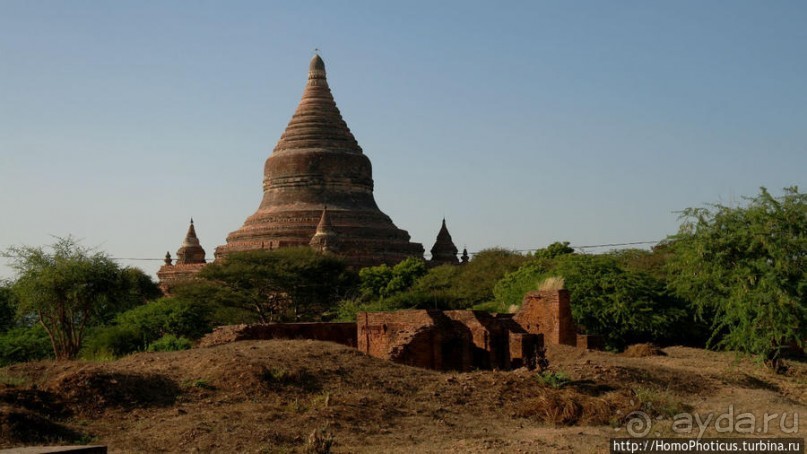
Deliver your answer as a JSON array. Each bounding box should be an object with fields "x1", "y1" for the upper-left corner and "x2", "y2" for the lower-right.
[
  {"x1": 622, "y1": 343, "x2": 667, "y2": 358},
  {"x1": 537, "y1": 276, "x2": 565, "y2": 291}
]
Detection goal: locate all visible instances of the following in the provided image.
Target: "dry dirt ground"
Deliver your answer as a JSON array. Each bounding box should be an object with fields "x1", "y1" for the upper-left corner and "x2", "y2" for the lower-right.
[{"x1": 0, "y1": 340, "x2": 804, "y2": 453}]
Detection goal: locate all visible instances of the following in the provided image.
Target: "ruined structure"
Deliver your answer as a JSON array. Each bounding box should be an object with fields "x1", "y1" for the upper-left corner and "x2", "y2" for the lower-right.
[
  {"x1": 198, "y1": 289, "x2": 602, "y2": 372},
  {"x1": 156, "y1": 219, "x2": 207, "y2": 292},
  {"x1": 357, "y1": 310, "x2": 540, "y2": 371},
  {"x1": 215, "y1": 54, "x2": 424, "y2": 267},
  {"x1": 356, "y1": 290, "x2": 603, "y2": 371},
  {"x1": 428, "y1": 219, "x2": 459, "y2": 266}
]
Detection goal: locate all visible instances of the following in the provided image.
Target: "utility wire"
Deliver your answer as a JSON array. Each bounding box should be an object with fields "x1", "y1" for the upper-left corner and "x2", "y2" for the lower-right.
[{"x1": 56, "y1": 239, "x2": 662, "y2": 262}]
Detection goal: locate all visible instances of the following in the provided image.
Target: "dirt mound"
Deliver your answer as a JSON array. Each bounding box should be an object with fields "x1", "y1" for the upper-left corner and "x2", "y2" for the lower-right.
[
  {"x1": 0, "y1": 385, "x2": 66, "y2": 418},
  {"x1": 0, "y1": 404, "x2": 84, "y2": 446},
  {"x1": 47, "y1": 370, "x2": 179, "y2": 416},
  {"x1": 622, "y1": 343, "x2": 667, "y2": 357},
  {"x1": 0, "y1": 341, "x2": 803, "y2": 453}
]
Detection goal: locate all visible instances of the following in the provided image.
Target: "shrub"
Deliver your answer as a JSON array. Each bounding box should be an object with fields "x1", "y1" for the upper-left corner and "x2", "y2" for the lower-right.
[
  {"x1": 0, "y1": 325, "x2": 53, "y2": 366},
  {"x1": 494, "y1": 254, "x2": 690, "y2": 350},
  {"x1": 82, "y1": 298, "x2": 213, "y2": 358},
  {"x1": 114, "y1": 297, "x2": 212, "y2": 341},
  {"x1": 82, "y1": 325, "x2": 144, "y2": 359},
  {"x1": 147, "y1": 334, "x2": 192, "y2": 352}
]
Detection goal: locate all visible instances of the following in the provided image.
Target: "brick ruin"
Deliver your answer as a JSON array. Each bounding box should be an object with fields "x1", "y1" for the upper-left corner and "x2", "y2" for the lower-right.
[
  {"x1": 199, "y1": 289, "x2": 602, "y2": 371},
  {"x1": 356, "y1": 310, "x2": 540, "y2": 371}
]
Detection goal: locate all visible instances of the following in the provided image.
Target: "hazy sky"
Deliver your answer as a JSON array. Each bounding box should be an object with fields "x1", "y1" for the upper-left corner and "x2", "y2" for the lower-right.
[{"x1": 2, "y1": 1, "x2": 806, "y2": 280}]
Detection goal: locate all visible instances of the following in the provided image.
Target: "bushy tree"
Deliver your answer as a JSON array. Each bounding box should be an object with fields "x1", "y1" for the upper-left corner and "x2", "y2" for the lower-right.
[
  {"x1": 667, "y1": 187, "x2": 807, "y2": 367},
  {"x1": 494, "y1": 253, "x2": 689, "y2": 350},
  {"x1": 0, "y1": 285, "x2": 17, "y2": 332},
  {"x1": 452, "y1": 248, "x2": 529, "y2": 305},
  {"x1": 83, "y1": 297, "x2": 214, "y2": 358},
  {"x1": 4, "y1": 237, "x2": 160, "y2": 359},
  {"x1": 533, "y1": 241, "x2": 575, "y2": 259},
  {"x1": 412, "y1": 248, "x2": 529, "y2": 308},
  {"x1": 0, "y1": 325, "x2": 53, "y2": 366},
  {"x1": 358, "y1": 257, "x2": 427, "y2": 299},
  {"x1": 198, "y1": 248, "x2": 356, "y2": 322}
]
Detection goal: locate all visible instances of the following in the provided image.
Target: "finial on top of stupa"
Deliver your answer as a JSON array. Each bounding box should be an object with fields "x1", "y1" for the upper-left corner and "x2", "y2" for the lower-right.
[
  {"x1": 164, "y1": 251, "x2": 172, "y2": 266},
  {"x1": 309, "y1": 52, "x2": 326, "y2": 81}
]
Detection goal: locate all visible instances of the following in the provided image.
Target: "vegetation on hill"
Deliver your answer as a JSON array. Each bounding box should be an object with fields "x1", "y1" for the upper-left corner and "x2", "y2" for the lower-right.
[
  {"x1": 666, "y1": 186, "x2": 807, "y2": 368},
  {"x1": 0, "y1": 187, "x2": 804, "y2": 368},
  {"x1": 2, "y1": 237, "x2": 160, "y2": 360},
  {"x1": 194, "y1": 248, "x2": 357, "y2": 323}
]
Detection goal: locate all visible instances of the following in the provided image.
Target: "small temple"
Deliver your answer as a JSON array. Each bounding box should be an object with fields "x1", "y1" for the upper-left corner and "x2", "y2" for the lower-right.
[
  {"x1": 429, "y1": 218, "x2": 459, "y2": 266},
  {"x1": 157, "y1": 219, "x2": 207, "y2": 292}
]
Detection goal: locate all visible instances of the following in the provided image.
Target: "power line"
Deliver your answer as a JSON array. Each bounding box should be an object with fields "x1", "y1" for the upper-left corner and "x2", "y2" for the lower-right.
[{"x1": 2, "y1": 239, "x2": 664, "y2": 263}]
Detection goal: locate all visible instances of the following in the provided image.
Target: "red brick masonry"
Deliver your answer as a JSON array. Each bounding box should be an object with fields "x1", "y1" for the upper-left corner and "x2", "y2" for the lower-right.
[{"x1": 199, "y1": 290, "x2": 601, "y2": 371}]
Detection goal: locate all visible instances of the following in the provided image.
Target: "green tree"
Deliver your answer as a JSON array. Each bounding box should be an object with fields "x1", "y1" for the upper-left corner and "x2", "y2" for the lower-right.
[
  {"x1": 0, "y1": 285, "x2": 17, "y2": 332},
  {"x1": 83, "y1": 297, "x2": 214, "y2": 358},
  {"x1": 412, "y1": 248, "x2": 529, "y2": 308},
  {"x1": 0, "y1": 325, "x2": 53, "y2": 366},
  {"x1": 533, "y1": 241, "x2": 575, "y2": 259},
  {"x1": 4, "y1": 237, "x2": 158, "y2": 359},
  {"x1": 494, "y1": 253, "x2": 688, "y2": 350},
  {"x1": 666, "y1": 187, "x2": 807, "y2": 367},
  {"x1": 358, "y1": 257, "x2": 427, "y2": 299},
  {"x1": 197, "y1": 248, "x2": 356, "y2": 322}
]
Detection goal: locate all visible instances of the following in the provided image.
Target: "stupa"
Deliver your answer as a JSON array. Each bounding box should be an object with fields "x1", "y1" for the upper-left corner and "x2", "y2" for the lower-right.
[
  {"x1": 215, "y1": 54, "x2": 423, "y2": 267},
  {"x1": 429, "y1": 218, "x2": 459, "y2": 266},
  {"x1": 157, "y1": 219, "x2": 208, "y2": 292}
]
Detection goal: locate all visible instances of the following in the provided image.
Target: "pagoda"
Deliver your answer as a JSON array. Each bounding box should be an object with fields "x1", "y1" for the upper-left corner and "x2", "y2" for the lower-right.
[
  {"x1": 215, "y1": 54, "x2": 423, "y2": 267},
  {"x1": 429, "y1": 218, "x2": 459, "y2": 266},
  {"x1": 157, "y1": 219, "x2": 208, "y2": 292}
]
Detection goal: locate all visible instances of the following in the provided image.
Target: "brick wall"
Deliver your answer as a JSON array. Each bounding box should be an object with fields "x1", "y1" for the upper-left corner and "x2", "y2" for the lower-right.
[
  {"x1": 357, "y1": 310, "x2": 543, "y2": 371},
  {"x1": 357, "y1": 310, "x2": 468, "y2": 370},
  {"x1": 513, "y1": 289, "x2": 577, "y2": 347}
]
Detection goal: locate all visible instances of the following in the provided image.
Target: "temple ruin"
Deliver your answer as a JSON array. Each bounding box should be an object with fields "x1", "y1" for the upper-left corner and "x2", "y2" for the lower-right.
[{"x1": 200, "y1": 289, "x2": 603, "y2": 371}]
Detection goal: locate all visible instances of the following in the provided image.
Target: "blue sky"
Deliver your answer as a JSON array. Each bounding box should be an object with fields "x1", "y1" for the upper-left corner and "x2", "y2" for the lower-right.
[{"x1": 1, "y1": 1, "x2": 805, "y2": 280}]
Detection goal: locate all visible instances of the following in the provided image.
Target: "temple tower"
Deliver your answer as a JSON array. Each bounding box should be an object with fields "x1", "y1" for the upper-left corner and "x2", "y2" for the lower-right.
[
  {"x1": 157, "y1": 219, "x2": 208, "y2": 293},
  {"x1": 215, "y1": 54, "x2": 423, "y2": 267},
  {"x1": 429, "y1": 218, "x2": 459, "y2": 266}
]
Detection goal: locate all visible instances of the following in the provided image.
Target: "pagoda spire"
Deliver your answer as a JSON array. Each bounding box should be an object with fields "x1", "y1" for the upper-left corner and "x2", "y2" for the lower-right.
[{"x1": 268, "y1": 54, "x2": 363, "y2": 160}]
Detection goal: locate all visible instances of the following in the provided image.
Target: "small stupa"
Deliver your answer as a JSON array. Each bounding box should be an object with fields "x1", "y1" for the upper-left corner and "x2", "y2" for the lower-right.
[
  {"x1": 429, "y1": 218, "x2": 459, "y2": 266},
  {"x1": 156, "y1": 219, "x2": 207, "y2": 292}
]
